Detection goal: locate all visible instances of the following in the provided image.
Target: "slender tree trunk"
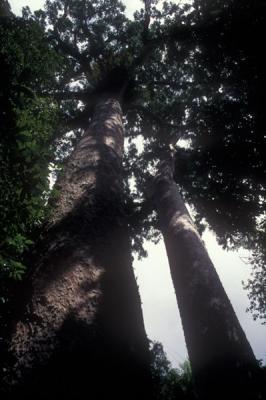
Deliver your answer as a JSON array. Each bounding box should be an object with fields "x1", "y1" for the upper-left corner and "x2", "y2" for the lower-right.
[
  {"x1": 1, "y1": 97, "x2": 152, "y2": 399},
  {"x1": 153, "y1": 157, "x2": 260, "y2": 399}
]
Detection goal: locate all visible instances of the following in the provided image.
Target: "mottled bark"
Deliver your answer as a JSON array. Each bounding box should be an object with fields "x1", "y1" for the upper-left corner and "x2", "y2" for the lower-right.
[
  {"x1": 153, "y1": 158, "x2": 260, "y2": 399},
  {"x1": 1, "y1": 98, "x2": 151, "y2": 399}
]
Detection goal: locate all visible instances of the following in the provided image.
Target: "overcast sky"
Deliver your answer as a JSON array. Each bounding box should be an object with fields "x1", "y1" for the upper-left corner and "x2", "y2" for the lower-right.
[{"x1": 9, "y1": 0, "x2": 266, "y2": 368}]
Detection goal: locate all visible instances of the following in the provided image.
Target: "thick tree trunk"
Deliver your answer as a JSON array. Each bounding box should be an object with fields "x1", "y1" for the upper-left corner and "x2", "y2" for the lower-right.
[
  {"x1": 153, "y1": 158, "x2": 260, "y2": 399},
  {"x1": 1, "y1": 98, "x2": 151, "y2": 399}
]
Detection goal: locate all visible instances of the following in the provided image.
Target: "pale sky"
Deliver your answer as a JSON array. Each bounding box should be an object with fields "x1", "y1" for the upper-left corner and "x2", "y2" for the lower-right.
[
  {"x1": 9, "y1": 0, "x2": 143, "y2": 17},
  {"x1": 9, "y1": 0, "x2": 266, "y2": 368}
]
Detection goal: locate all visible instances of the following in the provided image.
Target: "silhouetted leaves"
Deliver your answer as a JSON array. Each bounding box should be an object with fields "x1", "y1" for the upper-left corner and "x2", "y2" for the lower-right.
[{"x1": 151, "y1": 341, "x2": 196, "y2": 400}]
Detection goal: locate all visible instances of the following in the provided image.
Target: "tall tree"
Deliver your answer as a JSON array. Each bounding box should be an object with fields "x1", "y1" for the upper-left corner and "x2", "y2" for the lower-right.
[
  {"x1": 1, "y1": 95, "x2": 152, "y2": 399},
  {"x1": 0, "y1": 3, "x2": 151, "y2": 397},
  {"x1": 153, "y1": 154, "x2": 260, "y2": 399}
]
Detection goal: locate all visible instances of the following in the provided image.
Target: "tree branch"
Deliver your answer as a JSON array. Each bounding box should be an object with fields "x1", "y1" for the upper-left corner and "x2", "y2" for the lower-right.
[
  {"x1": 60, "y1": 103, "x2": 95, "y2": 131},
  {"x1": 129, "y1": 104, "x2": 181, "y2": 131},
  {"x1": 49, "y1": 30, "x2": 90, "y2": 70},
  {"x1": 142, "y1": 0, "x2": 151, "y2": 43},
  {"x1": 130, "y1": 14, "x2": 227, "y2": 74},
  {"x1": 56, "y1": 66, "x2": 87, "y2": 89}
]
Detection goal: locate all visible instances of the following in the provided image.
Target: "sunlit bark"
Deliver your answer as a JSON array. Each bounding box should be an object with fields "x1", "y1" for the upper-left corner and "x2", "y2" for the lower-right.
[{"x1": 1, "y1": 97, "x2": 151, "y2": 400}]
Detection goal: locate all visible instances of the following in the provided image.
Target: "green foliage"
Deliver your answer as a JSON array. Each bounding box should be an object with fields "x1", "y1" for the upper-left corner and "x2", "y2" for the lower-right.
[
  {"x1": 244, "y1": 228, "x2": 266, "y2": 324},
  {"x1": 0, "y1": 16, "x2": 61, "y2": 286},
  {"x1": 150, "y1": 341, "x2": 196, "y2": 400}
]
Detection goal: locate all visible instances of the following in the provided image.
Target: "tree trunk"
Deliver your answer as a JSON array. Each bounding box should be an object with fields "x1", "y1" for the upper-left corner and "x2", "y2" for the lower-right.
[
  {"x1": 153, "y1": 157, "x2": 260, "y2": 399},
  {"x1": 1, "y1": 97, "x2": 152, "y2": 399}
]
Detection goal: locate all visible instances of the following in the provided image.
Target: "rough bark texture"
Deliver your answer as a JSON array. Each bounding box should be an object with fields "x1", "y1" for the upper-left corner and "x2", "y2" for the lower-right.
[
  {"x1": 1, "y1": 98, "x2": 152, "y2": 399},
  {"x1": 154, "y1": 158, "x2": 261, "y2": 400}
]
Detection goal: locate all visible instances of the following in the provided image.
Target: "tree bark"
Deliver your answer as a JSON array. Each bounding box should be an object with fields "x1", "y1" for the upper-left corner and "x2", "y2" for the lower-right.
[
  {"x1": 1, "y1": 97, "x2": 152, "y2": 399},
  {"x1": 153, "y1": 157, "x2": 261, "y2": 399}
]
